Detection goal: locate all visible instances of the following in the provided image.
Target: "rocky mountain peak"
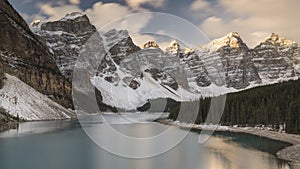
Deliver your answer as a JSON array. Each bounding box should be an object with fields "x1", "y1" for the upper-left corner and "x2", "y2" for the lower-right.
[
  {"x1": 214, "y1": 32, "x2": 243, "y2": 48},
  {"x1": 165, "y1": 40, "x2": 180, "y2": 53},
  {"x1": 39, "y1": 12, "x2": 96, "y2": 43},
  {"x1": 200, "y1": 32, "x2": 248, "y2": 52},
  {"x1": 31, "y1": 13, "x2": 99, "y2": 80},
  {"x1": 264, "y1": 33, "x2": 297, "y2": 47},
  {"x1": 143, "y1": 41, "x2": 159, "y2": 49}
]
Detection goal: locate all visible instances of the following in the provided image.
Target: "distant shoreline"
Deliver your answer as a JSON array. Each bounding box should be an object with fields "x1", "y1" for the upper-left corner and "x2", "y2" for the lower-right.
[{"x1": 158, "y1": 119, "x2": 300, "y2": 169}]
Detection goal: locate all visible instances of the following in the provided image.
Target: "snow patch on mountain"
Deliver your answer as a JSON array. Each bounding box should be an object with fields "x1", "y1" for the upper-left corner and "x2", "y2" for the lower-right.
[
  {"x1": 0, "y1": 74, "x2": 75, "y2": 121},
  {"x1": 92, "y1": 71, "x2": 200, "y2": 110}
]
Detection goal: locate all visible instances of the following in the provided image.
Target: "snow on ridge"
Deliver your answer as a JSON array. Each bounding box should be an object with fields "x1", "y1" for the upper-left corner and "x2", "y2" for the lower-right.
[
  {"x1": 0, "y1": 74, "x2": 75, "y2": 121},
  {"x1": 91, "y1": 73, "x2": 200, "y2": 110},
  {"x1": 199, "y1": 32, "x2": 243, "y2": 52},
  {"x1": 60, "y1": 12, "x2": 85, "y2": 21}
]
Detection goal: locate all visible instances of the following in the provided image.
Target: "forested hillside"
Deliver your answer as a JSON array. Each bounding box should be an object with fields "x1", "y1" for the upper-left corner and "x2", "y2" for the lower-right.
[{"x1": 169, "y1": 79, "x2": 300, "y2": 134}]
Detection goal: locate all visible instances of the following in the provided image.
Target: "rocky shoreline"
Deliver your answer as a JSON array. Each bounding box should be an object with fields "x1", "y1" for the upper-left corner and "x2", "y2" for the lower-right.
[
  {"x1": 0, "y1": 112, "x2": 18, "y2": 132},
  {"x1": 0, "y1": 121, "x2": 17, "y2": 132},
  {"x1": 158, "y1": 119, "x2": 300, "y2": 169}
]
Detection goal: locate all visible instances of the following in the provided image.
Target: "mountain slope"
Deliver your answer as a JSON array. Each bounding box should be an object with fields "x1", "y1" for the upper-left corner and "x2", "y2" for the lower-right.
[{"x1": 0, "y1": 74, "x2": 74, "y2": 120}]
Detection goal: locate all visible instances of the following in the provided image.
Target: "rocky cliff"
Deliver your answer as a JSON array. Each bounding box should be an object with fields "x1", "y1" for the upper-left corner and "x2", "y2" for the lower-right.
[
  {"x1": 31, "y1": 12, "x2": 98, "y2": 80},
  {"x1": 253, "y1": 33, "x2": 299, "y2": 82},
  {"x1": 0, "y1": 0, "x2": 72, "y2": 108}
]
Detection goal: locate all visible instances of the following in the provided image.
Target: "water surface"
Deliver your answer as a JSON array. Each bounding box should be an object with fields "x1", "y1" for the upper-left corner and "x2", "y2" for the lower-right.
[{"x1": 0, "y1": 114, "x2": 290, "y2": 169}]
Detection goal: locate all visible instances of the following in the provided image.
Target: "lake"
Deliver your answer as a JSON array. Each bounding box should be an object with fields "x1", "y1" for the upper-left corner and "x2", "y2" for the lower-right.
[{"x1": 0, "y1": 113, "x2": 291, "y2": 169}]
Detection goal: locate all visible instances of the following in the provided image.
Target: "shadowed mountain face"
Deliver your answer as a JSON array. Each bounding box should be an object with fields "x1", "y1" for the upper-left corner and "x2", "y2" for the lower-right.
[{"x1": 0, "y1": 0, "x2": 72, "y2": 108}]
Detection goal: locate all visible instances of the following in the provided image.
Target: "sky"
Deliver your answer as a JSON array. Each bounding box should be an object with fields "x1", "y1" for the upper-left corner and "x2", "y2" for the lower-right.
[{"x1": 8, "y1": 0, "x2": 300, "y2": 48}]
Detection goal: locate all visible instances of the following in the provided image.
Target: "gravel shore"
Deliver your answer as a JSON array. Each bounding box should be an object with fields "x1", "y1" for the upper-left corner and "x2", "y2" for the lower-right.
[{"x1": 158, "y1": 119, "x2": 300, "y2": 169}]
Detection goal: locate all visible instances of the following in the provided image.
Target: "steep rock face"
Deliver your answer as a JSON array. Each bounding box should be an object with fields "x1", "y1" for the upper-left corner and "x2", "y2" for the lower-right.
[
  {"x1": 97, "y1": 29, "x2": 141, "y2": 86},
  {"x1": 253, "y1": 33, "x2": 299, "y2": 82},
  {"x1": 41, "y1": 12, "x2": 96, "y2": 44},
  {"x1": 199, "y1": 32, "x2": 261, "y2": 89},
  {"x1": 31, "y1": 12, "x2": 98, "y2": 80},
  {"x1": 0, "y1": 0, "x2": 72, "y2": 108}
]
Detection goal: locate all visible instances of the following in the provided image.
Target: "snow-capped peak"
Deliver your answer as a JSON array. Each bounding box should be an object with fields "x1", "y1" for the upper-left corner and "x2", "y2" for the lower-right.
[
  {"x1": 265, "y1": 33, "x2": 297, "y2": 47},
  {"x1": 143, "y1": 41, "x2": 159, "y2": 49},
  {"x1": 60, "y1": 12, "x2": 86, "y2": 21},
  {"x1": 200, "y1": 32, "x2": 245, "y2": 52},
  {"x1": 212, "y1": 32, "x2": 242, "y2": 48},
  {"x1": 165, "y1": 40, "x2": 180, "y2": 53}
]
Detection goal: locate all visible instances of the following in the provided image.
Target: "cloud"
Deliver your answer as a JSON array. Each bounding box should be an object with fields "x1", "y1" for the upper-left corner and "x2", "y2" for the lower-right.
[
  {"x1": 69, "y1": 0, "x2": 80, "y2": 5},
  {"x1": 38, "y1": 2, "x2": 82, "y2": 21},
  {"x1": 126, "y1": 0, "x2": 166, "y2": 9},
  {"x1": 85, "y1": 2, "x2": 134, "y2": 29},
  {"x1": 190, "y1": 0, "x2": 210, "y2": 11},
  {"x1": 197, "y1": 0, "x2": 300, "y2": 47}
]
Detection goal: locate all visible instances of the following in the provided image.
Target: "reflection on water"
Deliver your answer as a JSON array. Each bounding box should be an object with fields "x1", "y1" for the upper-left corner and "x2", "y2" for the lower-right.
[
  {"x1": 0, "y1": 114, "x2": 290, "y2": 169},
  {"x1": 0, "y1": 120, "x2": 81, "y2": 138}
]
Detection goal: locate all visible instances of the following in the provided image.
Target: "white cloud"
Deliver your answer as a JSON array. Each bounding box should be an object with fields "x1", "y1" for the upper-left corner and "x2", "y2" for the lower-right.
[
  {"x1": 69, "y1": 0, "x2": 80, "y2": 5},
  {"x1": 38, "y1": 3, "x2": 82, "y2": 21},
  {"x1": 190, "y1": 0, "x2": 210, "y2": 11},
  {"x1": 126, "y1": 0, "x2": 166, "y2": 9},
  {"x1": 85, "y1": 2, "x2": 133, "y2": 29}
]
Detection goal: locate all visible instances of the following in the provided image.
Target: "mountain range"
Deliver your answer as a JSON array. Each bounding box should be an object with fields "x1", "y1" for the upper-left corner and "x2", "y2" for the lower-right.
[{"x1": 0, "y1": 0, "x2": 299, "y2": 120}]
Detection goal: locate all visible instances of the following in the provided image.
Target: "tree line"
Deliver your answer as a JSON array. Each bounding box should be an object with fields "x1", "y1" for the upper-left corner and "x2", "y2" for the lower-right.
[{"x1": 168, "y1": 79, "x2": 300, "y2": 134}]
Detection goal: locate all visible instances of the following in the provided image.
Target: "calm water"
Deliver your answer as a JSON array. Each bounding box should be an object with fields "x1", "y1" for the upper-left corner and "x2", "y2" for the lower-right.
[{"x1": 0, "y1": 114, "x2": 291, "y2": 169}]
